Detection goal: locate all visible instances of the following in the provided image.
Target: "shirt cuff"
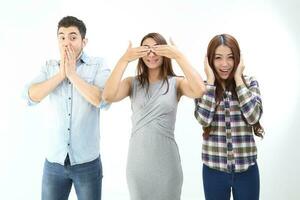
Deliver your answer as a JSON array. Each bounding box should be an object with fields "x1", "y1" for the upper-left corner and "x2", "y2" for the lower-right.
[
  {"x1": 236, "y1": 84, "x2": 248, "y2": 96},
  {"x1": 97, "y1": 100, "x2": 111, "y2": 110},
  {"x1": 205, "y1": 84, "x2": 216, "y2": 97},
  {"x1": 22, "y1": 84, "x2": 39, "y2": 106}
]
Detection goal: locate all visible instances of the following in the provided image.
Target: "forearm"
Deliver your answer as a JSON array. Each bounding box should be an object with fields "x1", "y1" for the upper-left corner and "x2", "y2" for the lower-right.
[
  {"x1": 29, "y1": 73, "x2": 64, "y2": 102},
  {"x1": 102, "y1": 58, "x2": 128, "y2": 102},
  {"x1": 237, "y1": 83, "x2": 263, "y2": 124},
  {"x1": 194, "y1": 107, "x2": 215, "y2": 127},
  {"x1": 68, "y1": 74, "x2": 102, "y2": 107},
  {"x1": 176, "y1": 54, "x2": 206, "y2": 96}
]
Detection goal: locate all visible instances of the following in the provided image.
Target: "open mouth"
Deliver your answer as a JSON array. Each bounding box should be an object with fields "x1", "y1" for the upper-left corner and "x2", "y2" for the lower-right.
[
  {"x1": 218, "y1": 68, "x2": 232, "y2": 77},
  {"x1": 220, "y1": 68, "x2": 230, "y2": 73}
]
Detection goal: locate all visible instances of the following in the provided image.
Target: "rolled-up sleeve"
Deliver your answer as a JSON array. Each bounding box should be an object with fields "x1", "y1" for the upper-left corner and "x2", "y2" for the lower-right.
[
  {"x1": 23, "y1": 65, "x2": 48, "y2": 106},
  {"x1": 94, "y1": 59, "x2": 111, "y2": 109}
]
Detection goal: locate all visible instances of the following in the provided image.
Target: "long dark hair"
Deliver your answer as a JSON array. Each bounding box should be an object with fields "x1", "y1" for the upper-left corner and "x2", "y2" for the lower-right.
[
  {"x1": 137, "y1": 32, "x2": 176, "y2": 94},
  {"x1": 203, "y1": 34, "x2": 264, "y2": 139}
]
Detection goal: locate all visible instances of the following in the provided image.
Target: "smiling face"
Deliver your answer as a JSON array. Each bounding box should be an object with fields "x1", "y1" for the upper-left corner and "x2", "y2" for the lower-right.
[
  {"x1": 141, "y1": 38, "x2": 163, "y2": 69},
  {"x1": 213, "y1": 45, "x2": 235, "y2": 81}
]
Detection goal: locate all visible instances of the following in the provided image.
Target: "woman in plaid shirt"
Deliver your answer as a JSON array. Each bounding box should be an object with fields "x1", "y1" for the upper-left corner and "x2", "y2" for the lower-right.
[{"x1": 194, "y1": 34, "x2": 264, "y2": 200}]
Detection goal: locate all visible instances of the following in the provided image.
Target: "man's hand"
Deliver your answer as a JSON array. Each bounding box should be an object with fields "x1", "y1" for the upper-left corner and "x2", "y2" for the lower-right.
[
  {"x1": 59, "y1": 46, "x2": 67, "y2": 80},
  {"x1": 65, "y1": 45, "x2": 77, "y2": 78}
]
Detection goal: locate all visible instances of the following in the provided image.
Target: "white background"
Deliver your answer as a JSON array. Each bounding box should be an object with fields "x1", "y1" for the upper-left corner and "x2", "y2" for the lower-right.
[{"x1": 0, "y1": 0, "x2": 299, "y2": 199}]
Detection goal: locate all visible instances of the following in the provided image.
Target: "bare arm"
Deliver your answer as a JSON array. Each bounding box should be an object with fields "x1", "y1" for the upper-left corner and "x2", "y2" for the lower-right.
[
  {"x1": 29, "y1": 51, "x2": 66, "y2": 102},
  {"x1": 28, "y1": 73, "x2": 65, "y2": 102},
  {"x1": 68, "y1": 73, "x2": 103, "y2": 106},
  {"x1": 65, "y1": 45, "x2": 105, "y2": 107},
  {"x1": 153, "y1": 42, "x2": 206, "y2": 98},
  {"x1": 102, "y1": 42, "x2": 149, "y2": 103},
  {"x1": 175, "y1": 54, "x2": 206, "y2": 98},
  {"x1": 102, "y1": 58, "x2": 132, "y2": 103}
]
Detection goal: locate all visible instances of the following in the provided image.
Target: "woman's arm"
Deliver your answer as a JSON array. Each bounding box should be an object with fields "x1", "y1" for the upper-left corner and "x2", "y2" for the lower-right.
[{"x1": 102, "y1": 42, "x2": 149, "y2": 103}]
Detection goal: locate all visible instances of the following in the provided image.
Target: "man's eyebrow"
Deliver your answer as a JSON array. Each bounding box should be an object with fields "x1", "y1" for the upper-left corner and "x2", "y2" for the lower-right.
[{"x1": 58, "y1": 32, "x2": 78, "y2": 35}]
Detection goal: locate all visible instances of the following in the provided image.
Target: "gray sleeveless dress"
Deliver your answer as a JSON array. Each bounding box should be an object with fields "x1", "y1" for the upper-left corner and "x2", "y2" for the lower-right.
[{"x1": 126, "y1": 76, "x2": 183, "y2": 200}]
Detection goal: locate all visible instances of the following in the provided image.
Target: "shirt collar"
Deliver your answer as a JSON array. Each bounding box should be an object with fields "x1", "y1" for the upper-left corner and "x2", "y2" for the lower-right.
[
  {"x1": 78, "y1": 51, "x2": 88, "y2": 64},
  {"x1": 76, "y1": 51, "x2": 89, "y2": 65}
]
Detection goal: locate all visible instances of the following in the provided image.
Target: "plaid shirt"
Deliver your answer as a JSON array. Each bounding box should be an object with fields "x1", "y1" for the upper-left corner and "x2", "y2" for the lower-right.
[{"x1": 194, "y1": 76, "x2": 263, "y2": 173}]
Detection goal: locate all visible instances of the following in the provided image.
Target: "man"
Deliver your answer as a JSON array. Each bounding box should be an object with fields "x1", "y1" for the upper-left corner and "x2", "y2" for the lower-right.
[{"x1": 24, "y1": 16, "x2": 110, "y2": 200}]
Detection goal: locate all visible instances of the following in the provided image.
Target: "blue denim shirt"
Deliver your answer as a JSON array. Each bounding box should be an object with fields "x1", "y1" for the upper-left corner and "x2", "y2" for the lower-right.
[{"x1": 24, "y1": 52, "x2": 110, "y2": 165}]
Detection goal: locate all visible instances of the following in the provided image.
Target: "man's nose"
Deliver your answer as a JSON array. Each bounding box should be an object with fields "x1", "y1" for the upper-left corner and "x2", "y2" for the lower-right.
[{"x1": 62, "y1": 39, "x2": 70, "y2": 47}]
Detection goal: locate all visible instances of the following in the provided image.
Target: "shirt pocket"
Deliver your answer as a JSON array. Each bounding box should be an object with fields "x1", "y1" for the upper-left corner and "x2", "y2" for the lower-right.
[
  {"x1": 81, "y1": 76, "x2": 95, "y2": 84},
  {"x1": 79, "y1": 65, "x2": 97, "y2": 84}
]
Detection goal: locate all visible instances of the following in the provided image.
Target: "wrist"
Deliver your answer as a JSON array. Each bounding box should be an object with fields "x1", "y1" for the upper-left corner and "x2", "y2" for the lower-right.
[
  {"x1": 235, "y1": 76, "x2": 243, "y2": 86},
  {"x1": 58, "y1": 71, "x2": 66, "y2": 80},
  {"x1": 207, "y1": 78, "x2": 215, "y2": 85},
  {"x1": 66, "y1": 71, "x2": 77, "y2": 80},
  {"x1": 120, "y1": 56, "x2": 130, "y2": 64},
  {"x1": 174, "y1": 51, "x2": 184, "y2": 61}
]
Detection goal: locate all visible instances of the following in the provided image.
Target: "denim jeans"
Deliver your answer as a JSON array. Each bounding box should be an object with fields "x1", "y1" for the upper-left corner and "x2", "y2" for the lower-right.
[
  {"x1": 42, "y1": 156, "x2": 103, "y2": 200},
  {"x1": 203, "y1": 163, "x2": 260, "y2": 200}
]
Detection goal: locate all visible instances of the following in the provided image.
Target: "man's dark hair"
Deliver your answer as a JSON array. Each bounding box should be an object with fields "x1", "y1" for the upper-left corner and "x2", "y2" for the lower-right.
[{"x1": 57, "y1": 16, "x2": 86, "y2": 39}]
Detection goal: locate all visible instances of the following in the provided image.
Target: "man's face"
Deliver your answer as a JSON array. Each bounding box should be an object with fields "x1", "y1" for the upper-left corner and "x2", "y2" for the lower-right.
[{"x1": 57, "y1": 26, "x2": 87, "y2": 59}]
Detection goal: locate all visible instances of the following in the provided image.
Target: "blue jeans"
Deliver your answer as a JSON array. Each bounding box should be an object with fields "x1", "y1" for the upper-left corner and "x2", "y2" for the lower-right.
[
  {"x1": 42, "y1": 156, "x2": 102, "y2": 200},
  {"x1": 203, "y1": 163, "x2": 260, "y2": 200}
]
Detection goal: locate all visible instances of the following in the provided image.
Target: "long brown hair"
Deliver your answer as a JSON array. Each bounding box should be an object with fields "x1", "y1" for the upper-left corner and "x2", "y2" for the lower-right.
[
  {"x1": 137, "y1": 32, "x2": 176, "y2": 94},
  {"x1": 203, "y1": 34, "x2": 264, "y2": 139}
]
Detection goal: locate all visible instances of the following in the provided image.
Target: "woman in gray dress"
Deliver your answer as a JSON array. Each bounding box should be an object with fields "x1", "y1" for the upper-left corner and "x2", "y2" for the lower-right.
[{"x1": 102, "y1": 32, "x2": 206, "y2": 200}]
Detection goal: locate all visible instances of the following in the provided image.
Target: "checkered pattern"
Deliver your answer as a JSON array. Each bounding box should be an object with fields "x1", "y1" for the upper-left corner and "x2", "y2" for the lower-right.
[{"x1": 194, "y1": 76, "x2": 263, "y2": 172}]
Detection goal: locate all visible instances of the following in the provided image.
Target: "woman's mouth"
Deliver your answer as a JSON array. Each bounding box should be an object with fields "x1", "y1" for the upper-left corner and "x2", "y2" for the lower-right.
[{"x1": 147, "y1": 58, "x2": 159, "y2": 64}]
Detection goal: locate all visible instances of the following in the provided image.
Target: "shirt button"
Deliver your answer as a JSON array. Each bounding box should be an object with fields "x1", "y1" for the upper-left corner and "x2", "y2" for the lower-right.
[
  {"x1": 69, "y1": 81, "x2": 71, "y2": 84},
  {"x1": 68, "y1": 128, "x2": 70, "y2": 131},
  {"x1": 227, "y1": 143, "x2": 233, "y2": 151},
  {"x1": 68, "y1": 113, "x2": 71, "y2": 116},
  {"x1": 68, "y1": 97, "x2": 71, "y2": 100},
  {"x1": 68, "y1": 143, "x2": 70, "y2": 146}
]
